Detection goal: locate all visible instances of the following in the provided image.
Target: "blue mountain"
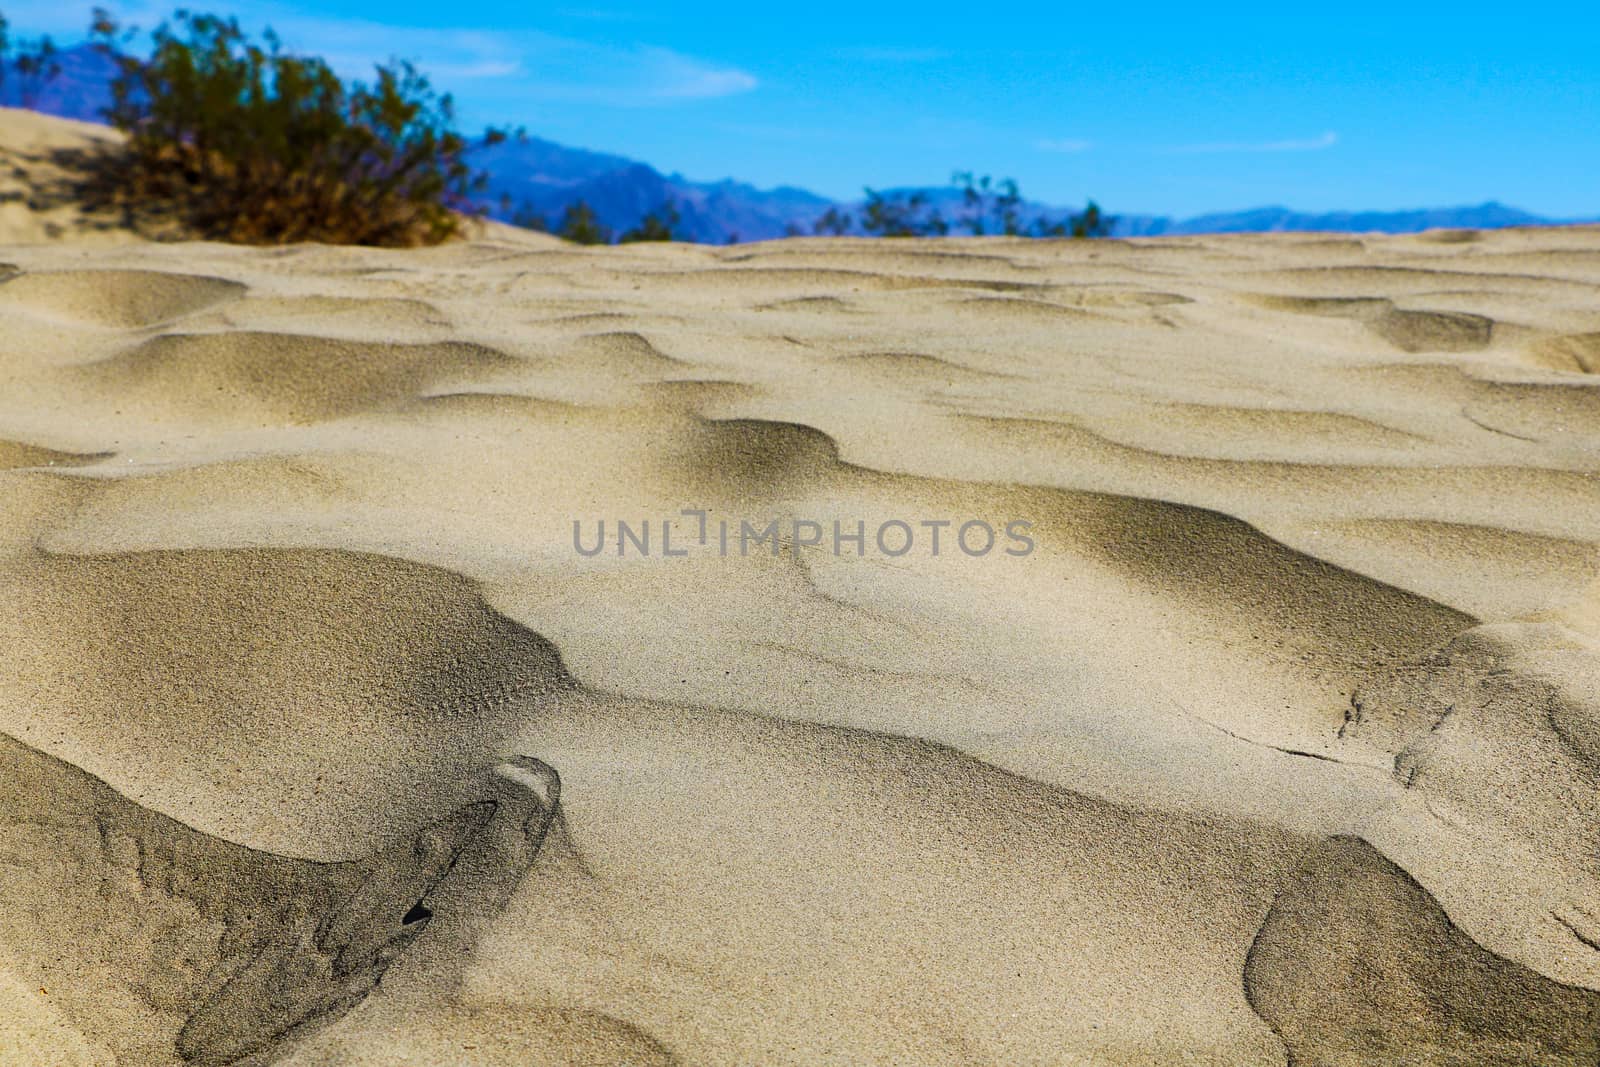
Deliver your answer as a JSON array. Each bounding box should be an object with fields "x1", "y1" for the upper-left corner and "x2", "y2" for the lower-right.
[
  {"x1": 0, "y1": 41, "x2": 118, "y2": 120},
  {"x1": 471, "y1": 136, "x2": 834, "y2": 242},
  {"x1": 1119, "y1": 202, "x2": 1557, "y2": 236}
]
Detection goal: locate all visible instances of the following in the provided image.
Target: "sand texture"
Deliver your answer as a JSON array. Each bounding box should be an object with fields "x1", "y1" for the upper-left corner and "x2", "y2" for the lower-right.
[{"x1": 2, "y1": 109, "x2": 1600, "y2": 1065}]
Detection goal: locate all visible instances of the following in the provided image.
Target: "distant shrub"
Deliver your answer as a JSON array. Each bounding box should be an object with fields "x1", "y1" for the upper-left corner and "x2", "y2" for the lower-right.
[
  {"x1": 953, "y1": 171, "x2": 1115, "y2": 238},
  {"x1": 855, "y1": 174, "x2": 1113, "y2": 240},
  {"x1": 84, "y1": 8, "x2": 513, "y2": 245},
  {"x1": 861, "y1": 188, "x2": 948, "y2": 237},
  {"x1": 1035, "y1": 199, "x2": 1115, "y2": 238},
  {"x1": 503, "y1": 197, "x2": 549, "y2": 232},
  {"x1": 618, "y1": 198, "x2": 679, "y2": 243},
  {"x1": 953, "y1": 171, "x2": 1023, "y2": 235},
  {"x1": 554, "y1": 200, "x2": 612, "y2": 245},
  {"x1": 812, "y1": 206, "x2": 851, "y2": 235}
]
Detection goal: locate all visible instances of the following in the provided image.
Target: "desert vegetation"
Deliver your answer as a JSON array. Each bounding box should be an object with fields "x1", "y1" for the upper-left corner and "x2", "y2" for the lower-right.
[
  {"x1": 619, "y1": 198, "x2": 680, "y2": 243},
  {"x1": 7, "y1": 6, "x2": 518, "y2": 245},
  {"x1": 87, "y1": 8, "x2": 518, "y2": 245},
  {"x1": 507, "y1": 196, "x2": 680, "y2": 245},
  {"x1": 812, "y1": 206, "x2": 851, "y2": 235},
  {"x1": 859, "y1": 172, "x2": 1113, "y2": 238},
  {"x1": 552, "y1": 200, "x2": 612, "y2": 244}
]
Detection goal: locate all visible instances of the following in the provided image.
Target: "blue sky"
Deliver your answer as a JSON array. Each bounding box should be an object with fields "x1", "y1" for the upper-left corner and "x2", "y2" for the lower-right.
[{"x1": 6, "y1": 0, "x2": 1598, "y2": 216}]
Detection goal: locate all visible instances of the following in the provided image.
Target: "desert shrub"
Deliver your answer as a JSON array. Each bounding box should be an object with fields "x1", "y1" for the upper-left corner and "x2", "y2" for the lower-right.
[
  {"x1": 952, "y1": 172, "x2": 1115, "y2": 238},
  {"x1": 84, "y1": 8, "x2": 512, "y2": 245},
  {"x1": 861, "y1": 188, "x2": 948, "y2": 237},
  {"x1": 555, "y1": 200, "x2": 612, "y2": 245},
  {"x1": 953, "y1": 171, "x2": 1023, "y2": 235},
  {"x1": 618, "y1": 198, "x2": 679, "y2": 243},
  {"x1": 812, "y1": 206, "x2": 851, "y2": 235},
  {"x1": 1035, "y1": 199, "x2": 1115, "y2": 238},
  {"x1": 499, "y1": 196, "x2": 549, "y2": 232},
  {"x1": 1073, "y1": 201, "x2": 1112, "y2": 237}
]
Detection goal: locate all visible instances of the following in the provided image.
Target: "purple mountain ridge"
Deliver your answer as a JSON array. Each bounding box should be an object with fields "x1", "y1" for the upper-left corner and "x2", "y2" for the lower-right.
[{"x1": 4, "y1": 44, "x2": 1588, "y2": 243}]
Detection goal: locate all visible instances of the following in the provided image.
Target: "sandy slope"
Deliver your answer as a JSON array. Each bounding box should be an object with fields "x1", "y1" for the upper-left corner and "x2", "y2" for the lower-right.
[
  {"x1": 2, "y1": 113, "x2": 1600, "y2": 1065},
  {"x1": 0, "y1": 107, "x2": 135, "y2": 244}
]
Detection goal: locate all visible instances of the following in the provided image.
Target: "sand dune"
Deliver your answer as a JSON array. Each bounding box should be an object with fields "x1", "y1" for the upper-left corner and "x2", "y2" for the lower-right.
[
  {"x1": 3, "y1": 109, "x2": 1600, "y2": 1064},
  {"x1": 0, "y1": 109, "x2": 133, "y2": 246}
]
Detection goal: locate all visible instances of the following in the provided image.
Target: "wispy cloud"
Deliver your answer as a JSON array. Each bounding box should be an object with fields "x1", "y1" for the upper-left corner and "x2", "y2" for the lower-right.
[
  {"x1": 1170, "y1": 131, "x2": 1339, "y2": 154},
  {"x1": 283, "y1": 18, "x2": 759, "y2": 104},
  {"x1": 1035, "y1": 138, "x2": 1093, "y2": 153},
  {"x1": 634, "y1": 47, "x2": 758, "y2": 100},
  {"x1": 419, "y1": 58, "x2": 524, "y2": 81},
  {"x1": 3, "y1": 2, "x2": 757, "y2": 106},
  {"x1": 833, "y1": 45, "x2": 951, "y2": 63}
]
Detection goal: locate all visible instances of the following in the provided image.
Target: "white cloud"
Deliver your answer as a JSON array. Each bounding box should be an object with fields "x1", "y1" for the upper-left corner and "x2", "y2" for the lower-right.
[
  {"x1": 634, "y1": 47, "x2": 758, "y2": 100},
  {"x1": 1171, "y1": 131, "x2": 1339, "y2": 154},
  {"x1": 309, "y1": 23, "x2": 758, "y2": 105},
  {"x1": 2, "y1": 2, "x2": 757, "y2": 106},
  {"x1": 424, "y1": 59, "x2": 524, "y2": 80},
  {"x1": 263, "y1": 18, "x2": 760, "y2": 104},
  {"x1": 1035, "y1": 138, "x2": 1093, "y2": 153}
]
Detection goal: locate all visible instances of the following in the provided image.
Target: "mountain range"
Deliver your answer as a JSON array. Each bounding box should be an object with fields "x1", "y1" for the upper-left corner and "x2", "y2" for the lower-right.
[{"x1": 4, "y1": 43, "x2": 1588, "y2": 242}]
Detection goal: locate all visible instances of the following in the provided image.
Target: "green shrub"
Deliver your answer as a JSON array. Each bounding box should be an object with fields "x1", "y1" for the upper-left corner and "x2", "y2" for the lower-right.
[
  {"x1": 861, "y1": 188, "x2": 947, "y2": 237},
  {"x1": 812, "y1": 206, "x2": 851, "y2": 235},
  {"x1": 85, "y1": 8, "x2": 512, "y2": 246},
  {"x1": 952, "y1": 172, "x2": 1114, "y2": 238},
  {"x1": 858, "y1": 173, "x2": 1113, "y2": 240},
  {"x1": 1035, "y1": 199, "x2": 1115, "y2": 238},
  {"x1": 618, "y1": 198, "x2": 679, "y2": 243},
  {"x1": 554, "y1": 200, "x2": 612, "y2": 245},
  {"x1": 952, "y1": 171, "x2": 1023, "y2": 235}
]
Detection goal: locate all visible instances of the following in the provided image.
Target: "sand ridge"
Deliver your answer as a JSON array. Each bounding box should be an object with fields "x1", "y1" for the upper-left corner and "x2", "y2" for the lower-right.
[{"x1": 2, "y1": 110, "x2": 1600, "y2": 1062}]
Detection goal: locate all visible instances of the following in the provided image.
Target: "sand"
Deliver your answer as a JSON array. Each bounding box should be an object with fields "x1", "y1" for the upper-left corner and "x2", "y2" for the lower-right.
[{"x1": 1, "y1": 107, "x2": 1598, "y2": 1064}]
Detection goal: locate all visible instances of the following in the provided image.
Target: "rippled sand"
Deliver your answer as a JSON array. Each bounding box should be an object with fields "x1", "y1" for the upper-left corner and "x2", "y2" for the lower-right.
[{"x1": 2, "y1": 109, "x2": 1599, "y2": 1065}]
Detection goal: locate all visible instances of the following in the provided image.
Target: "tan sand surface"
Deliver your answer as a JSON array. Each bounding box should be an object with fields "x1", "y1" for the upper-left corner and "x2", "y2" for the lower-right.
[{"x1": 2, "y1": 107, "x2": 1599, "y2": 1064}]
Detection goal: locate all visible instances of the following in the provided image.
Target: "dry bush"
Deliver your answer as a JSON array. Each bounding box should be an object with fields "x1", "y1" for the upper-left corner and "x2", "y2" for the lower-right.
[{"x1": 85, "y1": 8, "x2": 511, "y2": 246}]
